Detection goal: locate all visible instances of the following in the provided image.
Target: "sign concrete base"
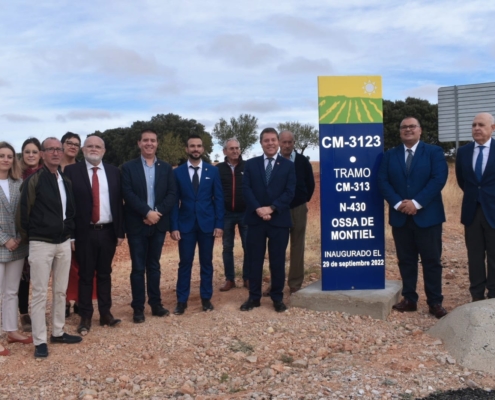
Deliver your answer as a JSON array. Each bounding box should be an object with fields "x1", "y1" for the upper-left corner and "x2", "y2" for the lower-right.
[{"x1": 290, "y1": 279, "x2": 402, "y2": 320}]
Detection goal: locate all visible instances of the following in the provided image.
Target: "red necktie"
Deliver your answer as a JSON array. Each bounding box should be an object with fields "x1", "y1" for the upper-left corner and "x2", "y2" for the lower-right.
[{"x1": 91, "y1": 167, "x2": 100, "y2": 223}]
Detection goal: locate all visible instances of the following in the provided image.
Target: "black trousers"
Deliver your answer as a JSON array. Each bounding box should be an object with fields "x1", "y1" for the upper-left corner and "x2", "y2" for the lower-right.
[
  {"x1": 18, "y1": 260, "x2": 30, "y2": 315},
  {"x1": 392, "y1": 217, "x2": 443, "y2": 306},
  {"x1": 75, "y1": 227, "x2": 117, "y2": 319},
  {"x1": 465, "y1": 206, "x2": 495, "y2": 299},
  {"x1": 247, "y1": 223, "x2": 290, "y2": 302}
]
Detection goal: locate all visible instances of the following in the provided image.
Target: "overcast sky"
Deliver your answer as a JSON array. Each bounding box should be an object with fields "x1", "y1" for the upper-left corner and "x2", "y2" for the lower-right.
[{"x1": 1, "y1": 0, "x2": 494, "y2": 161}]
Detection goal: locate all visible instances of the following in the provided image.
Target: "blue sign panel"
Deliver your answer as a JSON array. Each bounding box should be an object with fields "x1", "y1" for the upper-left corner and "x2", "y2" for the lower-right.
[{"x1": 318, "y1": 76, "x2": 385, "y2": 290}]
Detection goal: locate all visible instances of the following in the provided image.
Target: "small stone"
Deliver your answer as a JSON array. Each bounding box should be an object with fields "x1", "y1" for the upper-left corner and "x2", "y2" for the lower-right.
[
  {"x1": 246, "y1": 356, "x2": 258, "y2": 363},
  {"x1": 106, "y1": 378, "x2": 115, "y2": 383},
  {"x1": 180, "y1": 382, "x2": 195, "y2": 395},
  {"x1": 119, "y1": 375, "x2": 130, "y2": 383},
  {"x1": 382, "y1": 379, "x2": 397, "y2": 386},
  {"x1": 79, "y1": 389, "x2": 97, "y2": 399},
  {"x1": 267, "y1": 327, "x2": 274, "y2": 334},
  {"x1": 446, "y1": 356, "x2": 456, "y2": 365},
  {"x1": 271, "y1": 364, "x2": 285, "y2": 373},
  {"x1": 292, "y1": 359, "x2": 308, "y2": 368},
  {"x1": 431, "y1": 339, "x2": 442, "y2": 345},
  {"x1": 467, "y1": 380, "x2": 479, "y2": 388},
  {"x1": 316, "y1": 348, "x2": 329, "y2": 358}
]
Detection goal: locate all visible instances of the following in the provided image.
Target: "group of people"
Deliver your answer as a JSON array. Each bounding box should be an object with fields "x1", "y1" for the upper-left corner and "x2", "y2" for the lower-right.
[
  {"x1": 379, "y1": 112, "x2": 495, "y2": 319},
  {"x1": 0, "y1": 127, "x2": 315, "y2": 359}
]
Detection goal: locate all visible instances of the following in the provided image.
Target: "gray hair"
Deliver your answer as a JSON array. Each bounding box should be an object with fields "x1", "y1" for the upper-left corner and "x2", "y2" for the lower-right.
[
  {"x1": 223, "y1": 138, "x2": 240, "y2": 150},
  {"x1": 83, "y1": 135, "x2": 105, "y2": 148},
  {"x1": 279, "y1": 130, "x2": 295, "y2": 140},
  {"x1": 41, "y1": 137, "x2": 61, "y2": 150}
]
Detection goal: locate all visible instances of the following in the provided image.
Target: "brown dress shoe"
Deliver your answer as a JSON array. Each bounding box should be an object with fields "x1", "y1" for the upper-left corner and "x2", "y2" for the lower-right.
[
  {"x1": 392, "y1": 298, "x2": 417, "y2": 312},
  {"x1": 428, "y1": 304, "x2": 447, "y2": 319},
  {"x1": 219, "y1": 280, "x2": 236, "y2": 292}
]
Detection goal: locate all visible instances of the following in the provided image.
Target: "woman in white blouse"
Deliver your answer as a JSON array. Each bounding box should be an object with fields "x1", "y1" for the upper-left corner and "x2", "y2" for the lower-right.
[{"x1": 0, "y1": 142, "x2": 32, "y2": 356}]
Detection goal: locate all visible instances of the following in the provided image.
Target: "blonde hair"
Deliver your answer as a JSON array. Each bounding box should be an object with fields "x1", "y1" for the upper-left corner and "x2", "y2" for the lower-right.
[{"x1": 0, "y1": 142, "x2": 21, "y2": 180}]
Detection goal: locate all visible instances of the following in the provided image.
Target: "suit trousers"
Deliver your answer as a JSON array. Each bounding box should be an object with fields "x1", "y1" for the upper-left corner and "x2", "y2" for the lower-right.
[
  {"x1": 392, "y1": 217, "x2": 443, "y2": 306},
  {"x1": 465, "y1": 205, "x2": 495, "y2": 299},
  {"x1": 287, "y1": 202, "x2": 308, "y2": 290},
  {"x1": 128, "y1": 226, "x2": 165, "y2": 312},
  {"x1": 222, "y1": 210, "x2": 249, "y2": 281},
  {"x1": 75, "y1": 226, "x2": 117, "y2": 319},
  {"x1": 176, "y1": 223, "x2": 215, "y2": 303},
  {"x1": 247, "y1": 223, "x2": 290, "y2": 302},
  {"x1": 29, "y1": 240, "x2": 71, "y2": 346},
  {"x1": 0, "y1": 258, "x2": 24, "y2": 332}
]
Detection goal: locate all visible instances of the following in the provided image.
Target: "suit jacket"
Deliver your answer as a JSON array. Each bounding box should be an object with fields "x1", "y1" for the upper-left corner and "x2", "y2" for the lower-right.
[
  {"x1": 291, "y1": 152, "x2": 315, "y2": 208},
  {"x1": 65, "y1": 161, "x2": 124, "y2": 241},
  {"x1": 121, "y1": 157, "x2": 176, "y2": 235},
  {"x1": 0, "y1": 177, "x2": 28, "y2": 262},
  {"x1": 378, "y1": 141, "x2": 448, "y2": 228},
  {"x1": 456, "y1": 138, "x2": 495, "y2": 228},
  {"x1": 243, "y1": 154, "x2": 296, "y2": 227},
  {"x1": 170, "y1": 162, "x2": 224, "y2": 233}
]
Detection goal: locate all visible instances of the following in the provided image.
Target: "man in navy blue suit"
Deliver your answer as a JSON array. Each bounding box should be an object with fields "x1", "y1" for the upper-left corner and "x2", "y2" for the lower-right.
[
  {"x1": 171, "y1": 134, "x2": 224, "y2": 315},
  {"x1": 378, "y1": 117, "x2": 448, "y2": 318},
  {"x1": 240, "y1": 128, "x2": 296, "y2": 313},
  {"x1": 456, "y1": 113, "x2": 495, "y2": 301},
  {"x1": 121, "y1": 129, "x2": 176, "y2": 323}
]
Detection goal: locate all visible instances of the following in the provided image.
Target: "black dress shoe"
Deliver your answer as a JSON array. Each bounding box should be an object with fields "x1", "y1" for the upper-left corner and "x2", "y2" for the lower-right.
[
  {"x1": 34, "y1": 343, "x2": 48, "y2": 358},
  {"x1": 240, "y1": 299, "x2": 261, "y2": 311},
  {"x1": 201, "y1": 299, "x2": 214, "y2": 312},
  {"x1": 133, "y1": 311, "x2": 145, "y2": 324},
  {"x1": 151, "y1": 304, "x2": 170, "y2": 317},
  {"x1": 428, "y1": 304, "x2": 447, "y2": 319},
  {"x1": 77, "y1": 317, "x2": 92, "y2": 334},
  {"x1": 273, "y1": 301, "x2": 288, "y2": 312},
  {"x1": 392, "y1": 298, "x2": 417, "y2": 312},
  {"x1": 50, "y1": 333, "x2": 82, "y2": 344},
  {"x1": 100, "y1": 313, "x2": 121, "y2": 327},
  {"x1": 174, "y1": 302, "x2": 188, "y2": 315}
]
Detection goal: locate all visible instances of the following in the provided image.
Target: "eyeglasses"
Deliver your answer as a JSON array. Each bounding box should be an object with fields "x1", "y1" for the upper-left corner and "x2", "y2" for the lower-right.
[
  {"x1": 400, "y1": 125, "x2": 420, "y2": 131},
  {"x1": 64, "y1": 141, "x2": 80, "y2": 148},
  {"x1": 42, "y1": 147, "x2": 64, "y2": 153}
]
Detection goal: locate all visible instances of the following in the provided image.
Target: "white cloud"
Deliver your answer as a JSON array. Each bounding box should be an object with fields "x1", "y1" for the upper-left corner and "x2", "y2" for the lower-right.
[
  {"x1": 278, "y1": 57, "x2": 332, "y2": 75},
  {"x1": 56, "y1": 110, "x2": 121, "y2": 122},
  {"x1": 197, "y1": 34, "x2": 284, "y2": 67},
  {"x1": 1, "y1": 114, "x2": 40, "y2": 123},
  {"x1": 213, "y1": 99, "x2": 281, "y2": 113}
]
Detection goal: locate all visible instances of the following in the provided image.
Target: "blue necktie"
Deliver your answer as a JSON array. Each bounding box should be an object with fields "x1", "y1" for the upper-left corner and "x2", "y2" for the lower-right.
[
  {"x1": 265, "y1": 158, "x2": 273, "y2": 183},
  {"x1": 405, "y1": 149, "x2": 413, "y2": 174},
  {"x1": 475, "y1": 146, "x2": 485, "y2": 182}
]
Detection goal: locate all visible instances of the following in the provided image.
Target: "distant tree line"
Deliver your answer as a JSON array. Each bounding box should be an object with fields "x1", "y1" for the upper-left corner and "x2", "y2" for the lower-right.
[{"x1": 91, "y1": 97, "x2": 458, "y2": 167}]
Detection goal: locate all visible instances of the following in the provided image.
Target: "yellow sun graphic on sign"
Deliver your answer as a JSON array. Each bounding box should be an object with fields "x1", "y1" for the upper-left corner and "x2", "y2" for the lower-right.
[{"x1": 362, "y1": 80, "x2": 376, "y2": 96}]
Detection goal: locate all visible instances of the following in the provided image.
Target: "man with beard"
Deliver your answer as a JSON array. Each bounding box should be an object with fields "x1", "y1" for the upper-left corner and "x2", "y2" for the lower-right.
[
  {"x1": 121, "y1": 129, "x2": 176, "y2": 323},
  {"x1": 64, "y1": 136, "x2": 124, "y2": 334},
  {"x1": 171, "y1": 134, "x2": 224, "y2": 315}
]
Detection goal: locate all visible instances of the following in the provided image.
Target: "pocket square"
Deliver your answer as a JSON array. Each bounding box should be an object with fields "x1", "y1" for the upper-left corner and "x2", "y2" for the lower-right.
[{"x1": 205, "y1": 177, "x2": 211, "y2": 179}]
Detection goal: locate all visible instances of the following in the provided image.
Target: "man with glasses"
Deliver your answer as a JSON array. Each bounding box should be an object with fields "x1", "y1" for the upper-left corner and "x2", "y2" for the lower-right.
[
  {"x1": 17, "y1": 138, "x2": 82, "y2": 359},
  {"x1": 60, "y1": 132, "x2": 81, "y2": 171},
  {"x1": 378, "y1": 117, "x2": 448, "y2": 319},
  {"x1": 216, "y1": 138, "x2": 249, "y2": 291},
  {"x1": 65, "y1": 136, "x2": 124, "y2": 335}
]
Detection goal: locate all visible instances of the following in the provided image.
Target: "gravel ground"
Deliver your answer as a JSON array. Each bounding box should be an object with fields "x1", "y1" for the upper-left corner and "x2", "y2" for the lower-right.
[{"x1": 1, "y1": 166, "x2": 493, "y2": 399}]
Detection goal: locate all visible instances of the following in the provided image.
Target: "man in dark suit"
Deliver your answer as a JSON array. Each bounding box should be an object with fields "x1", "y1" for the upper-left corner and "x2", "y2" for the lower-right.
[
  {"x1": 378, "y1": 116, "x2": 448, "y2": 318},
  {"x1": 456, "y1": 113, "x2": 495, "y2": 301},
  {"x1": 279, "y1": 130, "x2": 315, "y2": 294},
  {"x1": 64, "y1": 136, "x2": 124, "y2": 334},
  {"x1": 171, "y1": 134, "x2": 224, "y2": 315},
  {"x1": 121, "y1": 129, "x2": 176, "y2": 323},
  {"x1": 240, "y1": 128, "x2": 296, "y2": 313}
]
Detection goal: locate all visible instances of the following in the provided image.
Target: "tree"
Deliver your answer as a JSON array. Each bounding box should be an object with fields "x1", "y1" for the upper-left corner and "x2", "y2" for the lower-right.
[
  {"x1": 382, "y1": 97, "x2": 462, "y2": 154},
  {"x1": 212, "y1": 114, "x2": 258, "y2": 155},
  {"x1": 277, "y1": 122, "x2": 319, "y2": 155},
  {"x1": 92, "y1": 113, "x2": 212, "y2": 166}
]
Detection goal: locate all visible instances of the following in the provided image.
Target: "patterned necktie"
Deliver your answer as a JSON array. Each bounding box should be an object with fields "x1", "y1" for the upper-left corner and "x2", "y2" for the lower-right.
[
  {"x1": 475, "y1": 145, "x2": 485, "y2": 182},
  {"x1": 191, "y1": 166, "x2": 199, "y2": 193},
  {"x1": 265, "y1": 158, "x2": 273, "y2": 183},
  {"x1": 405, "y1": 149, "x2": 413, "y2": 174},
  {"x1": 91, "y1": 167, "x2": 100, "y2": 223}
]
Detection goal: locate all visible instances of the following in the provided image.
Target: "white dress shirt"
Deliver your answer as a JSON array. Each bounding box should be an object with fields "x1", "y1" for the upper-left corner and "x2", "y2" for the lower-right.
[{"x1": 85, "y1": 160, "x2": 112, "y2": 224}]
